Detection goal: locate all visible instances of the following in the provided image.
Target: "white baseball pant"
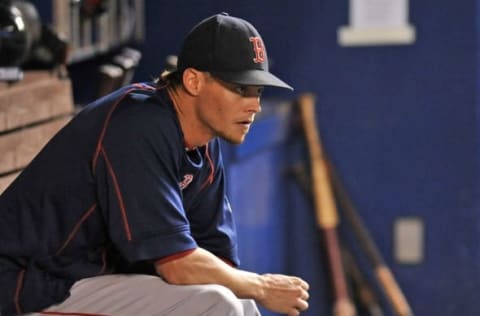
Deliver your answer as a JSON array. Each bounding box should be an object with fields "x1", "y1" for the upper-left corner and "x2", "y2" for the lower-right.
[{"x1": 26, "y1": 274, "x2": 260, "y2": 316}]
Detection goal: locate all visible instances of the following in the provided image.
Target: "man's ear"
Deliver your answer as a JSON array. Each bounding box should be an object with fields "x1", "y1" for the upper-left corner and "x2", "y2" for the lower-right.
[{"x1": 182, "y1": 68, "x2": 205, "y2": 96}]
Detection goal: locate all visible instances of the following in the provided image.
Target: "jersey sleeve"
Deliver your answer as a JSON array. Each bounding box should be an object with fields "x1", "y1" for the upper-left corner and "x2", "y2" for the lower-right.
[
  {"x1": 94, "y1": 98, "x2": 197, "y2": 263},
  {"x1": 187, "y1": 139, "x2": 240, "y2": 266}
]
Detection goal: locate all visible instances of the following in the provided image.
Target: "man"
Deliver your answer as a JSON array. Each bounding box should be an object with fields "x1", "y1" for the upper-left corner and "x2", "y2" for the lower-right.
[{"x1": 0, "y1": 13, "x2": 309, "y2": 316}]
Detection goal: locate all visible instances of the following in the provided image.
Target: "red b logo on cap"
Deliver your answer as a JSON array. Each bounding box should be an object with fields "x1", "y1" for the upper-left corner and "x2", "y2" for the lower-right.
[{"x1": 249, "y1": 37, "x2": 266, "y2": 63}]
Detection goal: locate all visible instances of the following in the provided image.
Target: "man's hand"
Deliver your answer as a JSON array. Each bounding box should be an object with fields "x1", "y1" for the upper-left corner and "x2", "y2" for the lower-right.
[
  {"x1": 257, "y1": 273, "x2": 310, "y2": 316},
  {"x1": 156, "y1": 248, "x2": 310, "y2": 315}
]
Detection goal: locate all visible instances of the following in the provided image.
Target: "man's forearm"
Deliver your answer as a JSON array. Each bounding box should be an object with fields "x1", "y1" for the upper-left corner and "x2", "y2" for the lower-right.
[
  {"x1": 155, "y1": 247, "x2": 264, "y2": 300},
  {"x1": 155, "y1": 247, "x2": 309, "y2": 315}
]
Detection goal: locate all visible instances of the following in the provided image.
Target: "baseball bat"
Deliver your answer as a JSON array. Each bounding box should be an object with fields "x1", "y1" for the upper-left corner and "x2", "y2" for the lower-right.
[
  {"x1": 327, "y1": 160, "x2": 414, "y2": 316},
  {"x1": 342, "y1": 248, "x2": 384, "y2": 316},
  {"x1": 288, "y1": 163, "x2": 384, "y2": 316},
  {"x1": 296, "y1": 93, "x2": 356, "y2": 316}
]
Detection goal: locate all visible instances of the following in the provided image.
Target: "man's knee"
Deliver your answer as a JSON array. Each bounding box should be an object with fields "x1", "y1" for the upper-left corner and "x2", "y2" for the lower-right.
[
  {"x1": 199, "y1": 284, "x2": 246, "y2": 316},
  {"x1": 240, "y1": 299, "x2": 260, "y2": 316}
]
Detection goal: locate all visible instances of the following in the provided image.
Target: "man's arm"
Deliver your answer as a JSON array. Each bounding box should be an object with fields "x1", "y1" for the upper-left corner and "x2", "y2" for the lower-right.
[{"x1": 155, "y1": 247, "x2": 309, "y2": 315}]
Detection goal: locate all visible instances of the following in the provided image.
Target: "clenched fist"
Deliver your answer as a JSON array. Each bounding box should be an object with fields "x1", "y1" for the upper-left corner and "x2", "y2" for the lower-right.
[{"x1": 257, "y1": 273, "x2": 310, "y2": 315}]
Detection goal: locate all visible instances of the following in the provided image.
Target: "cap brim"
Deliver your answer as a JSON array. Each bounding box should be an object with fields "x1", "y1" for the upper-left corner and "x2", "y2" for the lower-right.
[{"x1": 212, "y1": 69, "x2": 293, "y2": 90}]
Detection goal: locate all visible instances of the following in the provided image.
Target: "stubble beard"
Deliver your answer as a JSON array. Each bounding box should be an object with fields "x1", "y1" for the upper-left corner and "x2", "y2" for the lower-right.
[{"x1": 218, "y1": 130, "x2": 247, "y2": 145}]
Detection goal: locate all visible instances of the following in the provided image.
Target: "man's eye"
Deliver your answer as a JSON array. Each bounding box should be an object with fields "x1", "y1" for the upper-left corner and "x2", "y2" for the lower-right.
[
  {"x1": 235, "y1": 86, "x2": 247, "y2": 96},
  {"x1": 234, "y1": 86, "x2": 264, "y2": 97}
]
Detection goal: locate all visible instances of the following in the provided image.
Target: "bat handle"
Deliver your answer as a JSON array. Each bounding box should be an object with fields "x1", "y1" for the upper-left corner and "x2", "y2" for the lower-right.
[
  {"x1": 334, "y1": 298, "x2": 357, "y2": 316},
  {"x1": 377, "y1": 267, "x2": 414, "y2": 316},
  {"x1": 325, "y1": 230, "x2": 357, "y2": 316}
]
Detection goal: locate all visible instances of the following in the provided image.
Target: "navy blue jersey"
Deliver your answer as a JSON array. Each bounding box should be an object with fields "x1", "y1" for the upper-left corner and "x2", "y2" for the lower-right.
[{"x1": 0, "y1": 83, "x2": 239, "y2": 315}]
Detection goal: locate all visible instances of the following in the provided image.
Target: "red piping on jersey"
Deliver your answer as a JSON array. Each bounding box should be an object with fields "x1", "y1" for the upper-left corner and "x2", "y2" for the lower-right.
[
  {"x1": 97, "y1": 248, "x2": 108, "y2": 275},
  {"x1": 56, "y1": 204, "x2": 97, "y2": 256},
  {"x1": 14, "y1": 269, "x2": 25, "y2": 315},
  {"x1": 200, "y1": 144, "x2": 215, "y2": 190},
  {"x1": 156, "y1": 250, "x2": 236, "y2": 268},
  {"x1": 101, "y1": 146, "x2": 132, "y2": 241},
  {"x1": 156, "y1": 248, "x2": 196, "y2": 265},
  {"x1": 90, "y1": 84, "x2": 155, "y2": 241},
  {"x1": 40, "y1": 311, "x2": 109, "y2": 316},
  {"x1": 92, "y1": 83, "x2": 155, "y2": 173}
]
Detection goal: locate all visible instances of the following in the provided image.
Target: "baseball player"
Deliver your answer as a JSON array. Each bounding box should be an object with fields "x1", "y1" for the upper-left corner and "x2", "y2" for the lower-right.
[{"x1": 0, "y1": 13, "x2": 309, "y2": 316}]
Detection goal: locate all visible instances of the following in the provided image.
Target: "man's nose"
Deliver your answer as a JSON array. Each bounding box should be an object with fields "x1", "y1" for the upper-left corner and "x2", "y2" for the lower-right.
[{"x1": 247, "y1": 97, "x2": 262, "y2": 113}]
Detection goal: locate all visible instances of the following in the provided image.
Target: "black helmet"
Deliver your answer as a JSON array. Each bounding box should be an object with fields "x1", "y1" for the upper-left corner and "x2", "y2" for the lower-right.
[{"x1": 0, "y1": 0, "x2": 30, "y2": 66}]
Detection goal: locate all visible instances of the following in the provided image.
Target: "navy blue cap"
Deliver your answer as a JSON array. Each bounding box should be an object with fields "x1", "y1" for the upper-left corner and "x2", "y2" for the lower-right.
[{"x1": 176, "y1": 13, "x2": 293, "y2": 90}]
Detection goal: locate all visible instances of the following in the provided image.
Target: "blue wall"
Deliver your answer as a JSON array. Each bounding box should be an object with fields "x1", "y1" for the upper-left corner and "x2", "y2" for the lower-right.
[{"x1": 136, "y1": 0, "x2": 480, "y2": 315}]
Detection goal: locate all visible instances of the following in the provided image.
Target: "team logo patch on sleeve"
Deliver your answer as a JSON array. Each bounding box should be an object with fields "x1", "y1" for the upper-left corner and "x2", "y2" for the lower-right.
[{"x1": 179, "y1": 174, "x2": 194, "y2": 190}]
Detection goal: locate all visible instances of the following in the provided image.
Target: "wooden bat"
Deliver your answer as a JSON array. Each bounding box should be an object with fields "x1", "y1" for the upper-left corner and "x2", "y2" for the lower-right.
[
  {"x1": 327, "y1": 160, "x2": 414, "y2": 316},
  {"x1": 296, "y1": 93, "x2": 356, "y2": 316},
  {"x1": 342, "y1": 248, "x2": 384, "y2": 316},
  {"x1": 288, "y1": 163, "x2": 384, "y2": 316}
]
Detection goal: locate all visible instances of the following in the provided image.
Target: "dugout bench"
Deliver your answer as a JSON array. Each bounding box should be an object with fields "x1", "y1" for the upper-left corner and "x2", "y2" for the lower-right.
[{"x1": 0, "y1": 71, "x2": 75, "y2": 194}]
